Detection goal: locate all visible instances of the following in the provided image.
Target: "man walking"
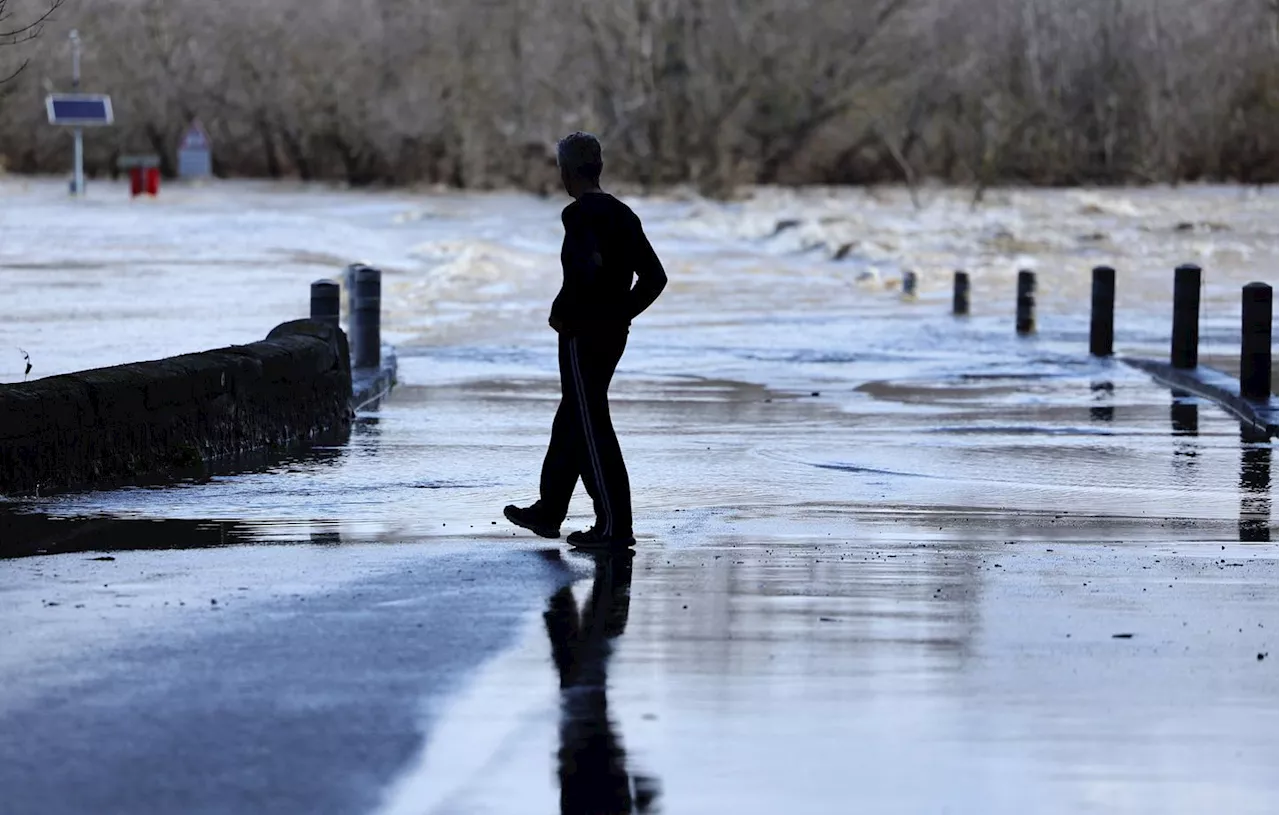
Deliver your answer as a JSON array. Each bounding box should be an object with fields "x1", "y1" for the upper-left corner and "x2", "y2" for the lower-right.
[{"x1": 504, "y1": 133, "x2": 667, "y2": 548}]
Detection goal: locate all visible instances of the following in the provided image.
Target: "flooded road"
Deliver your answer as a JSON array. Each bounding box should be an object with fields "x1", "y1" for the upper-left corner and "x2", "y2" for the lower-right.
[{"x1": 0, "y1": 178, "x2": 1276, "y2": 813}]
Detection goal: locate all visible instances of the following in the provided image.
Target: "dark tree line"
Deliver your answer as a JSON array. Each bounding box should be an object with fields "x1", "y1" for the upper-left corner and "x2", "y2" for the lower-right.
[{"x1": 1, "y1": 0, "x2": 1275, "y2": 193}]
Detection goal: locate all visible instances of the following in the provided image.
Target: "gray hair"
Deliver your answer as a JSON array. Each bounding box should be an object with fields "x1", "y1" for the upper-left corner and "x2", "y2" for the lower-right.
[{"x1": 556, "y1": 132, "x2": 603, "y2": 181}]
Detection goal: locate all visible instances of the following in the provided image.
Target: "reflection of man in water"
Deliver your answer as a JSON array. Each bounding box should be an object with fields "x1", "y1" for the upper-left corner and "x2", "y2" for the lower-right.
[
  {"x1": 505, "y1": 132, "x2": 668, "y2": 549},
  {"x1": 544, "y1": 552, "x2": 660, "y2": 814}
]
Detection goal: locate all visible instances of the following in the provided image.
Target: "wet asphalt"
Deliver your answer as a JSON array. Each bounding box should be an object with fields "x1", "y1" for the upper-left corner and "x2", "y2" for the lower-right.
[
  {"x1": 3, "y1": 350, "x2": 1276, "y2": 814},
  {"x1": 0, "y1": 542, "x2": 578, "y2": 815}
]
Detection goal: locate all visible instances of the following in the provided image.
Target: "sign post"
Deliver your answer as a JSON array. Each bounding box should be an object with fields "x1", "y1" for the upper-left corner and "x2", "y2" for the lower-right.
[
  {"x1": 70, "y1": 29, "x2": 82, "y2": 196},
  {"x1": 46, "y1": 30, "x2": 113, "y2": 196}
]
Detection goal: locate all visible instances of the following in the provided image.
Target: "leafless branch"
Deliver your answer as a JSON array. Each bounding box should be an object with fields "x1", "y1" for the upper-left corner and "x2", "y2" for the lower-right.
[
  {"x1": 0, "y1": 0, "x2": 63, "y2": 41},
  {"x1": 0, "y1": 0, "x2": 1273, "y2": 188}
]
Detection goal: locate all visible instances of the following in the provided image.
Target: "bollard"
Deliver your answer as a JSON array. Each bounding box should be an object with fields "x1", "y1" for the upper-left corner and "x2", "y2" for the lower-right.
[
  {"x1": 1090, "y1": 265, "x2": 1116, "y2": 357},
  {"x1": 1241, "y1": 282, "x2": 1273, "y2": 401},
  {"x1": 1016, "y1": 270, "x2": 1036, "y2": 335},
  {"x1": 352, "y1": 265, "x2": 382, "y2": 369},
  {"x1": 1171, "y1": 263, "x2": 1201, "y2": 369},
  {"x1": 309, "y1": 279, "x2": 340, "y2": 331},
  {"x1": 952, "y1": 271, "x2": 970, "y2": 316},
  {"x1": 902, "y1": 270, "x2": 918, "y2": 298}
]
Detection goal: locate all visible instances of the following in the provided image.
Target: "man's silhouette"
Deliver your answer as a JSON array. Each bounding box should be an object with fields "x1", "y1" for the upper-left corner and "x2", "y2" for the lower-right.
[
  {"x1": 505, "y1": 132, "x2": 667, "y2": 549},
  {"x1": 544, "y1": 552, "x2": 660, "y2": 814}
]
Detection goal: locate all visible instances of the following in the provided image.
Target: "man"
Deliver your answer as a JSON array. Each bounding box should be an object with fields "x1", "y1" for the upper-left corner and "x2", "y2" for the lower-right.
[{"x1": 504, "y1": 132, "x2": 667, "y2": 548}]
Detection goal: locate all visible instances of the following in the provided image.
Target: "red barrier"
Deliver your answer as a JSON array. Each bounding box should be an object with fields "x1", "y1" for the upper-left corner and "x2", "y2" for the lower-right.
[{"x1": 121, "y1": 155, "x2": 161, "y2": 197}]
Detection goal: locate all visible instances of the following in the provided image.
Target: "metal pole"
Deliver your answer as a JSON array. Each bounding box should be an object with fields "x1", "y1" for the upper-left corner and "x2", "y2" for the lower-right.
[
  {"x1": 1171, "y1": 264, "x2": 1201, "y2": 369},
  {"x1": 1090, "y1": 266, "x2": 1116, "y2": 357},
  {"x1": 952, "y1": 271, "x2": 970, "y2": 316},
  {"x1": 352, "y1": 266, "x2": 382, "y2": 369},
  {"x1": 73, "y1": 131, "x2": 84, "y2": 196},
  {"x1": 70, "y1": 30, "x2": 83, "y2": 197},
  {"x1": 310, "y1": 280, "x2": 341, "y2": 332},
  {"x1": 1016, "y1": 270, "x2": 1036, "y2": 335},
  {"x1": 1240, "y1": 282, "x2": 1273, "y2": 401}
]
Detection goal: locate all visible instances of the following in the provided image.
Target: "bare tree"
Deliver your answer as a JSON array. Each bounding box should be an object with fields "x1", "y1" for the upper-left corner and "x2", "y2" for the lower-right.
[
  {"x1": 0, "y1": 0, "x2": 1274, "y2": 188},
  {"x1": 0, "y1": 0, "x2": 62, "y2": 84}
]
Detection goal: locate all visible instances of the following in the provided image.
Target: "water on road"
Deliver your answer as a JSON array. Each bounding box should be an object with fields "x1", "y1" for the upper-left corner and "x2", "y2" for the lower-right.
[{"x1": 0, "y1": 178, "x2": 1276, "y2": 814}]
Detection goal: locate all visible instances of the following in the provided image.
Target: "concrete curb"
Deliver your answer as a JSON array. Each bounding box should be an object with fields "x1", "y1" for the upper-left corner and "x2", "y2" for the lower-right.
[
  {"x1": 0, "y1": 320, "x2": 353, "y2": 496},
  {"x1": 1122, "y1": 357, "x2": 1278, "y2": 438},
  {"x1": 352, "y1": 344, "x2": 398, "y2": 412}
]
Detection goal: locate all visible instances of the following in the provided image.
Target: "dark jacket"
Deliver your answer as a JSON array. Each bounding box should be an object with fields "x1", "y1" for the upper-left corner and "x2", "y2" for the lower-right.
[{"x1": 550, "y1": 193, "x2": 667, "y2": 334}]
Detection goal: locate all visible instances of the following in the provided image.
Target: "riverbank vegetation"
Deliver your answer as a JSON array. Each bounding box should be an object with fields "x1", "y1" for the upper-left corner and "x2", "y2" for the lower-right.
[{"x1": 1, "y1": 0, "x2": 1275, "y2": 194}]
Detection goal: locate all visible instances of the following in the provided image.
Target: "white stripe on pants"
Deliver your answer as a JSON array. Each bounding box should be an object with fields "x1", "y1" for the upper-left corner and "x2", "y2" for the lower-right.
[{"x1": 569, "y1": 337, "x2": 613, "y2": 536}]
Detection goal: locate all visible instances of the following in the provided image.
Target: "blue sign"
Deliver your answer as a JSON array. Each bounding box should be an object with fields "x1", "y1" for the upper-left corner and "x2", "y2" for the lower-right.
[
  {"x1": 45, "y1": 94, "x2": 113, "y2": 126},
  {"x1": 178, "y1": 119, "x2": 213, "y2": 178}
]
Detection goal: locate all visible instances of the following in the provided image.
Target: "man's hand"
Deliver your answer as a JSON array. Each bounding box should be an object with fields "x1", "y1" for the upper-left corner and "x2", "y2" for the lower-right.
[{"x1": 549, "y1": 315, "x2": 565, "y2": 333}]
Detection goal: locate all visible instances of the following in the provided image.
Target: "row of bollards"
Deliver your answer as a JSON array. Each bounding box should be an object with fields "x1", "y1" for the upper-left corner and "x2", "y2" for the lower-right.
[
  {"x1": 310, "y1": 264, "x2": 382, "y2": 370},
  {"x1": 1090, "y1": 262, "x2": 1272, "y2": 401},
  {"x1": 945, "y1": 267, "x2": 1034, "y2": 331},
  {"x1": 321, "y1": 258, "x2": 1270, "y2": 397},
  {"x1": 941, "y1": 264, "x2": 1273, "y2": 401}
]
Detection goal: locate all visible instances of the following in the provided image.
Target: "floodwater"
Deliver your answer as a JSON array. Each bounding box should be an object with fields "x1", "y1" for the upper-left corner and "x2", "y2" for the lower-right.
[{"x1": 0, "y1": 178, "x2": 1276, "y2": 814}]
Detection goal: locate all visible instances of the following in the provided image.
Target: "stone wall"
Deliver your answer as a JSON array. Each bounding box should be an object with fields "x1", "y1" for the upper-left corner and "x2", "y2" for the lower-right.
[{"x1": 0, "y1": 320, "x2": 352, "y2": 496}]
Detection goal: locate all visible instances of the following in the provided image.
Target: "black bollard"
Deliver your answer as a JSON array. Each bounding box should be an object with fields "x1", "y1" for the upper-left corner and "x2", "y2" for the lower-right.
[
  {"x1": 953, "y1": 271, "x2": 970, "y2": 316},
  {"x1": 902, "y1": 270, "x2": 918, "y2": 298},
  {"x1": 1090, "y1": 266, "x2": 1115, "y2": 357},
  {"x1": 1171, "y1": 263, "x2": 1201, "y2": 369},
  {"x1": 310, "y1": 279, "x2": 340, "y2": 331},
  {"x1": 352, "y1": 265, "x2": 382, "y2": 370},
  {"x1": 1240, "y1": 282, "x2": 1273, "y2": 401},
  {"x1": 1016, "y1": 270, "x2": 1036, "y2": 335}
]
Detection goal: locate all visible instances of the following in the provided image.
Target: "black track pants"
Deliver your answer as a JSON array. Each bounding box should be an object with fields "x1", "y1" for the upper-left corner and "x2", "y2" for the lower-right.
[{"x1": 538, "y1": 331, "x2": 633, "y2": 537}]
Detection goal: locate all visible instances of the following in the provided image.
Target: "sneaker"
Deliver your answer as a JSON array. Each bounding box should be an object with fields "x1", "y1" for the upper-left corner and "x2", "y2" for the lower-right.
[
  {"x1": 566, "y1": 527, "x2": 636, "y2": 549},
  {"x1": 503, "y1": 504, "x2": 561, "y2": 539}
]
